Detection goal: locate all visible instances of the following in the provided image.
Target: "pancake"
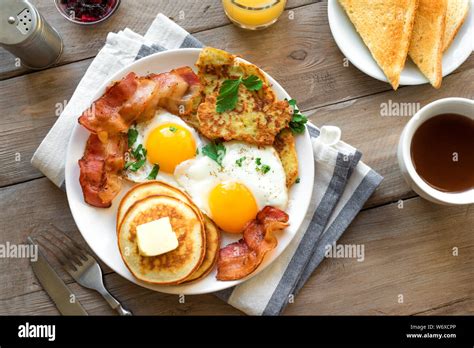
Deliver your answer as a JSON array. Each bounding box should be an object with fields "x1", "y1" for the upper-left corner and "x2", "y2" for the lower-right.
[
  {"x1": 118, "y1": 195, "x2": 205, "y2": 285},
  {"x1": 180, "y1": 216, "x2": 220, "y2": 283},
  {"x1": 117, "y1": 181, "x2": 221, "y2": 284},
  {"x1": 117, "y1": 181, "x2": 199, "y2": 229}
]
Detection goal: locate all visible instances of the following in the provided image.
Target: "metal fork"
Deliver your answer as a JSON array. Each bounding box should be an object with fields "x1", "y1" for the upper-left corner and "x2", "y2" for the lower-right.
[{"x1": 37, "y1": 224, "x2": 132, "y2": 316}]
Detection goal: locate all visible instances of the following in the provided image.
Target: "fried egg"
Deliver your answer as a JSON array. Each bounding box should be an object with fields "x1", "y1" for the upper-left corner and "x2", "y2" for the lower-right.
[
  {"x1": 125, "y1": 110, "x2": 204, "y2": 184},
  {"x1": 175, "y1": 141, "x2": 288, "y2": 233}
]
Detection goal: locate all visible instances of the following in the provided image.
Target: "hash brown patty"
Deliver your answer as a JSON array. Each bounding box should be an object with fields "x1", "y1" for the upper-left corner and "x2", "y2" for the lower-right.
[
  {"x1": 274, "y1": 128, "x2": 299, "y2": 187},
  {"x1": 196, "y1": 47, "x2": 292, "y2": 145}
]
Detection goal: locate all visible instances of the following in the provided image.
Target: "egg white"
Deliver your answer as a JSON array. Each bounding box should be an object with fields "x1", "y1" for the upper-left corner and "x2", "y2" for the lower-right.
[{"x1": 124, "y1": 110, "x2": 204, "y2": 185}]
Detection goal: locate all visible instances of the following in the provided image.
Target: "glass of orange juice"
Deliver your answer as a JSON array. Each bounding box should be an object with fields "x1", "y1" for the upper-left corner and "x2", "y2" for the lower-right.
[{"x1": 222, "y1": 0, "x2": 287, "y2": 30}]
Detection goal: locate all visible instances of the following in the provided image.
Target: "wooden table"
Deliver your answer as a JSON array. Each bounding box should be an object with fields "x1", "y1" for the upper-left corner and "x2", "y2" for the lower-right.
[{"x1": 0, "y1": 0, "x2": 472, "y2": 316}]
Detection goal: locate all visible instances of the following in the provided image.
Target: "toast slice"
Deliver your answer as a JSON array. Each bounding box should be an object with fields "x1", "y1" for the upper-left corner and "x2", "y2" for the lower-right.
[
  {"x1": 338, "y1": 0, "x2": 418, "y2": 90},
  {"x1": 408, "y1": 0, "x2": 447, "y2": 89},
  {"x1": 443, "y1": 0, "x2": 470, "y2": 51}
]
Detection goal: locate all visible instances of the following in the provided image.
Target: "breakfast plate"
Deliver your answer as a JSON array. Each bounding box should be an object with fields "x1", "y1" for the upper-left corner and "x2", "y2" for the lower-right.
[
  {"x1": 65, "y1": 48, "x2": 314, "y2": 295},
  {"x1": 328, "y1": 0, "x2": 473, "y2": 86}
]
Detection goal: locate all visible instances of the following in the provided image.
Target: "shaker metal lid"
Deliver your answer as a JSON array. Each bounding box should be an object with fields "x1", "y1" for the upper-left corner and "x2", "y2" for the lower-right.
[{"x1": 0, "y1": 0, "x2": 37, "y2": 45}]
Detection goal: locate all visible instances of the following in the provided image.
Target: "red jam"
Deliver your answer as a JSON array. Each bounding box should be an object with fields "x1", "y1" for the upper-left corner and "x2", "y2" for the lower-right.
[{"x1": 58, "y1": 0, "x2": 119, "y2": 23}]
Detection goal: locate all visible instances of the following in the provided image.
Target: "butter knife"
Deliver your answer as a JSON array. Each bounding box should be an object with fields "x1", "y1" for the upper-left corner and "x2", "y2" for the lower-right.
[{"x1": 28, "y1": 237, "x2": 88, "y2": 316}]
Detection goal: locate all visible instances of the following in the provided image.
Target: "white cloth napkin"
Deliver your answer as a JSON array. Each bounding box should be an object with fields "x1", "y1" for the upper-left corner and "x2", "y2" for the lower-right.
[{"x1": 31, "y1": 14, "x2": 383, "y2": 315}]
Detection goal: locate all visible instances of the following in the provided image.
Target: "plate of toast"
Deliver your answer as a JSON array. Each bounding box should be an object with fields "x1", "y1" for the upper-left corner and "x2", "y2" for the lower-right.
[{"x1": 328, "y1": 0, "x2": 473, "y2": 90}]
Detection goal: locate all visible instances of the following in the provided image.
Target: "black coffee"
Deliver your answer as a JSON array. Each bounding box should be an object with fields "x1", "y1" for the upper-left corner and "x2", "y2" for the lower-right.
[{"x1": 410, "y1": 113, "x2": 474, "y2": 193}]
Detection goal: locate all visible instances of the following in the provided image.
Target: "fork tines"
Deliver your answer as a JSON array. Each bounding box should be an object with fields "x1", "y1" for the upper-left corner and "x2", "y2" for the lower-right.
[{"x1": 35, "y1": 224, "x2": 90, "y2": 273}]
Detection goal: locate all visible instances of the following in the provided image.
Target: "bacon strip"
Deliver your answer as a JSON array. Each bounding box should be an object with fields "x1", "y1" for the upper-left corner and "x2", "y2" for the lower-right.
[
  {"x1": 78, "y1": 67, "x2": 201, "y2": 136},
  {"x1": 78, "y1": 133, "x2": 128, "y2": 208},
  {"x1": 77, "y1": 66, "x2": 201, "y2": 208},
  {"x1": 216, "y1": 206, "x2": 289, "y2": 281},
  {"x1": 146, "y1": 66, "x2": 202, "y2": 120}
]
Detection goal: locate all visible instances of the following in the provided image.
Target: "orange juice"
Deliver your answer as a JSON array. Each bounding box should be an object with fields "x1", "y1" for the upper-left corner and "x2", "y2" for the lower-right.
[{"x1": 222, "y1": 0, "x2": 287, "y2": 30}]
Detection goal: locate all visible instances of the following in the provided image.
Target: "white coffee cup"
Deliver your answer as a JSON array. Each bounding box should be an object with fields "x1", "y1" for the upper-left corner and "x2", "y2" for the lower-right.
[{"x1": 397, "y1": 97, "x2": 474, "y2": 205}]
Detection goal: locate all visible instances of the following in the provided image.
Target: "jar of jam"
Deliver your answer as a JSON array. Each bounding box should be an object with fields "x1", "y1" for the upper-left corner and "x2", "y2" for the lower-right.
[{"x1": 55, "y1": 0, "x2": 121, "y2": 25}]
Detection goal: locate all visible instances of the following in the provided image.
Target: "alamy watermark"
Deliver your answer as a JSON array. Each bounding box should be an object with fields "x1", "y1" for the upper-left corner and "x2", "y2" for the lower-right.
[
  {"x1": 0, "y1": 241, "x2": 38, "y2": 261},
  {"x1": 324, "y1": 242, "x2": 365, "y2": 262},
  {"x1": 18, "y1": 322, "x2": 55, "y2": 341},
  {"x1": 380, "y1": 100, "x2": 420, "y2": 117}
]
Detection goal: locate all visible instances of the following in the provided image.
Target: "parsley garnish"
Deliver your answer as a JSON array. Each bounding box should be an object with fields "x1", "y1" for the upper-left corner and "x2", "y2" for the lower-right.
[
  {"x1": 169, "y1": 126, "x2": 177, "y2": 133},
  {"x1": 124, "y1": 143, "x2": 148, "y2": 172},
  {"x1": 295, "y1": 177, "x2": 301, "y2": 184},
  {"x1": 127, "y1": 159, "x2": 146, "y2": 172},
  {"x1": 147, "y1": 164, "x2": 160, "y2": 180},
  {"x1": 132, "y1": 144, "x2": 146, "y2": 160},
  {"x1": 287, "y1": 99, "x2": 308, "y2": 134},
  {"x1": 202, "y1": 142, "x2": 226, "y2": 166},
  {"x1": 260, "y1": 164, "x2": 271, "y2": 174},
  {"x1": 236, "y1": 157, "x2": 246, "y2": 167},
  {"x1": 256, "y1": 164, "x2": 271, "y2": 174},
  {"x1": 128, "y1": 127, "x2": 138, "y2": 147},
  {"x1": 255, "y1": 158, "x2": 271, "y2": 174},
  {"x1": 242, "y1": 75, "x2": 263, "y2": 91},
  {"x1": 216, "y1": 75, "x2": 263, "y2": 113},
  {"x1": 216, "y1": 79, "x2": 241, "y2": 113}
]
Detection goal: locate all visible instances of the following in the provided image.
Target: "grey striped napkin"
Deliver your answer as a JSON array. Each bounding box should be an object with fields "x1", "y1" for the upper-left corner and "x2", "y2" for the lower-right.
[{"x1": 31, "y1": 14, "x2": 383, "y2": 315}]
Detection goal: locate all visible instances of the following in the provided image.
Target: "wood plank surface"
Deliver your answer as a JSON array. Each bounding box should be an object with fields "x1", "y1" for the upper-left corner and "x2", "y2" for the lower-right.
[
  {"x1": 0, "y1": 178, "x2": 472, "y2": 315},
  {"x1": 287, "y1": 197, "x2": 474, "y2": 315},
  {"x1": 0, "y1": 0, "x2": 317, "y2": 80}
]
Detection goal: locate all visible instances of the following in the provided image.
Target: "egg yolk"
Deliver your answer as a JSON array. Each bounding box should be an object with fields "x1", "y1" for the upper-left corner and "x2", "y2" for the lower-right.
[
  {"x1": 145, "y1": 123, "x2": 196, "y2": 173},
  {"x1": 208, "y1": 181, "x2": 258, "y2": 234}
]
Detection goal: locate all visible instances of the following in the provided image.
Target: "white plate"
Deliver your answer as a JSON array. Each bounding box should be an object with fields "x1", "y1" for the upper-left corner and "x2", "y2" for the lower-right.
[
  {"x1": 328, "y1": 0, "x2": 474, "y2": 86},
  {"x1": 65, "y1": 48, "x2": 314, "y2": 295}
]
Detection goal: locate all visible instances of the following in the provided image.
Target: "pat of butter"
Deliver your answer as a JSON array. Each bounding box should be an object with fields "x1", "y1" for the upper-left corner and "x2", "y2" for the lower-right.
[{"x1": 136, "y1": 217, "x2": 179, "y2": 257}]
